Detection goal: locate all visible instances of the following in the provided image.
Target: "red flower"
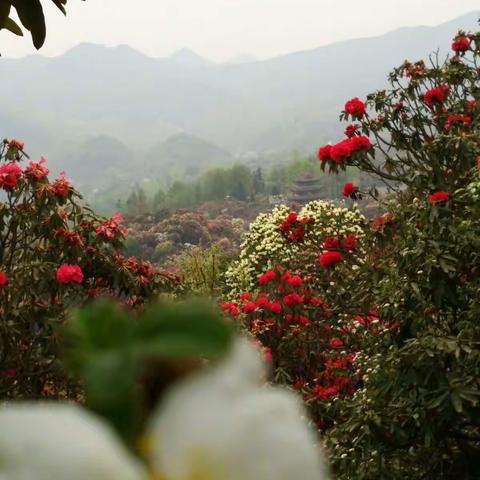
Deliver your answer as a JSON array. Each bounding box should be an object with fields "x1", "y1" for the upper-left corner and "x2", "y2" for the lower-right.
[
  {"x1": 373, "y1": 213, "x2": 394, "y2": 229},
  {"x1": 287, "y1": 275, "x2": 303, "y2": 287},
  {"x1": 428, "y1": 191, "x2": 449, "y2": 203},
  {"x1": 342, "y1": 182, "x2": 356, "y2": 198},
  {"x1": 344, "y1": 97, "x2": 366, "y2": 119},
  {"x1": 50, "y1": 174, "x2": 71, "y2": 199},
  {"x1": 349, "y1": 135, "x2": 371, "y2": 150},
  {"x1": 444, "y1": 114, "x2": 471, "y2": 131},
  {"x1": 0, "y1": 162, "x2": 22, "y2": 189},
  {"x1": 0, "y1": 271, "x2": 8, "y2": 288},
  {"x1": 318, "y1": 251, "x2": 343, "y2": 268},
  {"x1": 255, "y1": 295, "x2": 270, "y2": 309},
  {"x1": 243, "y1": 301, "x2": 257, "y2": 313},
  {"x1": 283, "y1": 292, "x2": 304, "y2": 307},
  {"x1": 323, "y1": 236, "x2": 339, "y2": 250},
  {"x1": 423, "y1": 84, "x2": 450, "y2": 106},
  {"x1": 56, "y1": 264, "x2": 84, "y2": 285},
  {"x1": 258, "y1": 270, "x2": 276, "y2": 285},
  {"x1": 267, "y1": 300, "x2": 282, "y2": 314},
  {"x1": 239, "y1": 292, "x2": 250, "y2": 301},
  {"x1": 25, "y1": 156, "x2": 49, "y2": 181},
  {"x1": 317, "y1": 144, "x2": 332, "y2": 163},
  {"x1": 329, "y1": 337, "x2": 344, "y2": 348},
  {"x1": 343, "y1": 233, "x2": 357, "y2": 250},
  {"x1": 344, "y1": 124, "x2": 358, "y2": 138},
  {"x1": 331, "y1": 139, "x2": 353, "y2": 163},
  {"x1": 452, "y1": 35, "x2": 470, "y2": 53},
  {"x1": 262, "y1": 346, "x2": 273, "y2": 362}
]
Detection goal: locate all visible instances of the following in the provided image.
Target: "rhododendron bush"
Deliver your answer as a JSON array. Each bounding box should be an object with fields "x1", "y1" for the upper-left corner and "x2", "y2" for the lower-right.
[
  {"x1": 222, "y1": 200, "x2": 372, "y2": 433},
  {"x1": 0, "y1": 140, "x2": 175, "y2": 399},
  {"x1": 315, "y1": 25, "x2": 480, "y2": 479}
]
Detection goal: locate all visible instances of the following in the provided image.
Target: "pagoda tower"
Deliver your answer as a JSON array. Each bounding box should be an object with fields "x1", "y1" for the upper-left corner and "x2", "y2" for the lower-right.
[{"x1": 288, "y1": 174, "x2": 323, "y2": 205}]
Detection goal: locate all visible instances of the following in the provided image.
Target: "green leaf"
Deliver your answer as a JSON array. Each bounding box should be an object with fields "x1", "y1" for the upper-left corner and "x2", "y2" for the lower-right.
[
  {"x1": 11, "y1": 0, "x2": 46, "y2": 49},
  {"x1": 3, "y1": 17, "x2": 23, "y2": 36},
  {"x1": 134, "y1": 301, "x2": 232, "y2": 360},
  {"x1": 50, "y1": 0, "x2": 67, "y2": 15},
  {"x1": 0, "y1": 3, "x2": 11, "y2": 28}
]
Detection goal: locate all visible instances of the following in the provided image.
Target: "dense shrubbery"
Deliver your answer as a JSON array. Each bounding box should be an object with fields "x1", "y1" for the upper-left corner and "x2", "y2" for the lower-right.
[
  {"x1": 220, "y1": 23, "x2": 480, "y2": 479},
  {"x1": 318, "y1": 26, "x2": 480, "y2": 478},
  {"x1": 0, "y1": 140, "x2": 175, "y2": 399}
]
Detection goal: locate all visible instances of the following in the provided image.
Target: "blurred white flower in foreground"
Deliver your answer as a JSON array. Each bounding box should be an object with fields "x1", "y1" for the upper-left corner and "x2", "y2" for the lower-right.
[{"x1": 0, "y1": 339, "x2": 328, "y2": 480}]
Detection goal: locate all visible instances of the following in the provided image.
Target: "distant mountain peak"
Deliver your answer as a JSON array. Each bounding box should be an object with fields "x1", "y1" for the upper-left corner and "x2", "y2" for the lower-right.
[{"x1": 169, "y1": 48, "x2": 212, "y2": 67}]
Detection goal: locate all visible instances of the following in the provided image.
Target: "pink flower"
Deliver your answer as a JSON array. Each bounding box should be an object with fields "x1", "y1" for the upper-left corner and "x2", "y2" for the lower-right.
[
  {"x1": 25, "y1": 156, "x2": 49, "y2": 181},
  {"x1": 56, "y1": 264, "x2": 84, "y2": 285}
]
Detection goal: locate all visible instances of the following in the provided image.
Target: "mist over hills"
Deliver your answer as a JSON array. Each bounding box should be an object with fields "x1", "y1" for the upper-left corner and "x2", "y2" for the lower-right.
[{"x1": 0, "y1": 11, "x2": 478, "y2": 197}]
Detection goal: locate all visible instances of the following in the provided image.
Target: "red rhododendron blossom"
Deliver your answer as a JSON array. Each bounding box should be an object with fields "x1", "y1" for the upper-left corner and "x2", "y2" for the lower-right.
[
  {"x1": 50, "y1": 174, "x2": 71, "y2": 199},
  {"x1": 444, "y1": 114, "x2": 471, "y2": 131},
  {"x1": 323, "y1": 236, "x2": 339, "y2": 250},
  {"x1": 423, "y1": 84, "x2": 450, "y2": 106},
  {"x1": 330, "y1": 139, "x2": 353, "y2": 164},
  {"x1": 452, "y1": 35, "x2": 470, "y2": 53},
  {"x1": 283, "y1": 292, "x2": 304, "y2": 307},
  {"x1": 344, "y1": 124, "x2": 358, "y2": 138},
  {"x1": 0, "y1": 271, "x2": 8, "y2": 288},
  {"x1": 428, "y1": 191, "x2": 449, "y2": 203},
  {"x1": 329, "y1": 337, "x2": 344, "y2": 348},
  {"x1": 95, "y1": 212, "x2": 124, "y2": 240},
  {"x1": 262, "y1": 346, "x2": 273, "y2": 362},
  {"x1": 318, "y1": 251, "x2": 343, "y2": 268},
  {"x1": 56, "y1": 264, "x2": 83, "y2": 285},
  {"x1": 343, "y1": 233, "x2": 357, "y2": 251},
  {"x1": 373, "y1": 213, "x2": 394, "y2": 229},
  {"x1": 317, "y1": 144, "x2": 332, "y2": 163},
  {"x1": 342, "y1": 182, "x2": 357, "y2": 197},
  {"x1": 0, "y1": 162, "x2": 22, "y2": 190},
  {"x1": 221, "y1": 301, "x2": 240, "y2": 317},
  {"x1": 25, "y1": 156, "x2": 49, "y2": 181},
  {"x1": 267, "y1": 300, "x2": 282, "y2": 314},
  {"x1": 258, "y1": 270, "x2": 276, "y2": 285},
  {"x1": 255, "y1": 295, "x2": 269, "y2": 309},
  {"x1": 344, "y1": 97, "x2": 366, "y2": 119},
  {"x1": 243, "y1": 301, "x2": 257, "y2": 313},
  {"x1": 349, "y1": 135, "x2": 371, "y2": 150},
  {"x1": 239, "y1": 292, "x2": 250, "y2": 301},
  {"x1": 287, "y1": 275, "x2": 303, "y2": 287}
]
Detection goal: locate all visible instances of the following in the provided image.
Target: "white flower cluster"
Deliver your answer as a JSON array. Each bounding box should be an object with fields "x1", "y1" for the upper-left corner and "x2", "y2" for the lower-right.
[{"x1": 225, "y1": 201, "x2": 365, "y2": 295}]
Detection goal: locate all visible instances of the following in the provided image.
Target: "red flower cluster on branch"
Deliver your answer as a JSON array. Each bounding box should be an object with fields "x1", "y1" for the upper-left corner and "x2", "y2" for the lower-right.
[{"x1": 344, "y1": 97, "x2": 366, "y2": 119}]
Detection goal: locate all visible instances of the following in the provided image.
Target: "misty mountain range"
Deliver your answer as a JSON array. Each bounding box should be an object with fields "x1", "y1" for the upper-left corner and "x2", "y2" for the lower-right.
[{"x1": 0, "y1": 11, "x2": 478, "y2": 198}]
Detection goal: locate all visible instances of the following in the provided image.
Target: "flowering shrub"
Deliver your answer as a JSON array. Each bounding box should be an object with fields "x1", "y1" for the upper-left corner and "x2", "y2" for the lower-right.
[
  {"x1": 0, "y1": 139, "x2": 175, "y2": 399},
  {"x1": 224, "y1": 201, "x2": 365, "y2": 296},
  {"x1": 222, "y1": 200, "x2": 371, "y2": 434},
  {"x1": 317, "y1": 23, "x2": 480, "y2": 479}
]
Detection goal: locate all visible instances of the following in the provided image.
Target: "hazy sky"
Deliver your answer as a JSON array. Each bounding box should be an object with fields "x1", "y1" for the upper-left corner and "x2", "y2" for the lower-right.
[{"x1": 1, "y1": 0, "x2": 479, "y2": 60}]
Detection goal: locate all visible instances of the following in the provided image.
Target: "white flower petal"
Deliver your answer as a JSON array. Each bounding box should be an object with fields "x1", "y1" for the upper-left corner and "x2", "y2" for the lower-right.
[
  {"x1": 150, "y1": 338, "x2": 328, "y2": 480},
  {"x1": 0, "y1": 403, "x2": 145, "y2": 480}
]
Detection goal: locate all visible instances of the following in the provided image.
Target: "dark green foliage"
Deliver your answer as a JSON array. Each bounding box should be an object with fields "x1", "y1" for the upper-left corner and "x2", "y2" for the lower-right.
[
  {"x1": 0, "y1": 0, "x2": 83, "y2": 50},
  {"x1": 65, "y1": 299, "x2": 233, "y2": 443}
]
